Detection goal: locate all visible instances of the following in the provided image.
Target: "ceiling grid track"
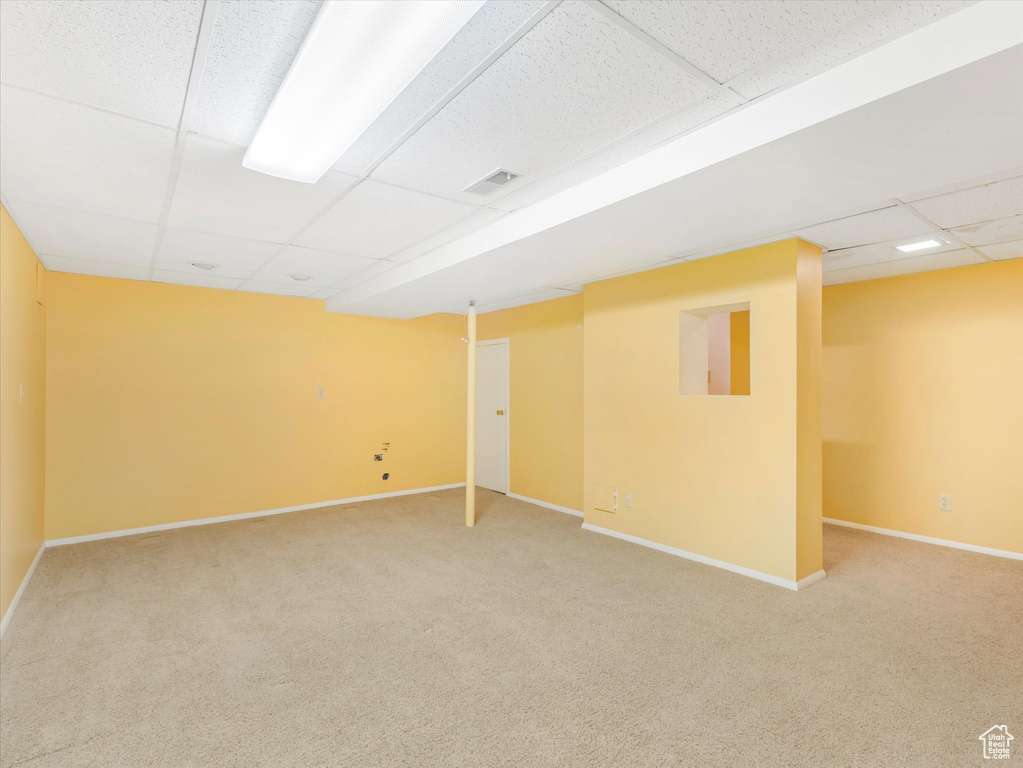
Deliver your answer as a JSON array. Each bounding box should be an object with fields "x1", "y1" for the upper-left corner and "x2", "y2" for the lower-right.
[
  {"x1": 146, "y1": 0, "x2": 220, "y2": 281},
  {"x1": 242, "y1": 0, "x2": 565, "y2": 294},
  {"x1": 582, "y1": 0, "x2": 722, "y2": 90},
  {"x1": 893, "y1": 198, "x2": 995, "y2": 262}
]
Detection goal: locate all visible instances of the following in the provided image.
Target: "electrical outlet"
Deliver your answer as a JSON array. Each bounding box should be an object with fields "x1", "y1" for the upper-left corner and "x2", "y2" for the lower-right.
[
  {"x1": 938, "y1": 494, "x2": 952, "y2": 511},
  {"x1": 624, "y1": 492, "x2": 633, "y2": 509},
  {"x1": 316, "y1": 387, "x2": 325, "y2": 400}
]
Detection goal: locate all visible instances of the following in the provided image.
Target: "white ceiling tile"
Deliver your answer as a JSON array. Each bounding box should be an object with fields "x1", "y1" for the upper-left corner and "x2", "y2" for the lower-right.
[
  {"x1": 5, "y1": 200, "x2": 158, "y2": 267},
  {"x1": 478, "y1": 287, "x2": 580, "y2": 313},
  {"x1": 39, "y1": 255, "x2": 151, "y2": 282},
  {"x1": 490, "y1": 89, "x2": 745, "y2": 213},
  {"x1": 191, "y1": 0, "x2": 321, "y2": 146},
  {"x1": 823, "y1": 248, "x2": 983, "y2": 286},
  {"x1": 156, "y1": 227, "x2": 281, "y2": 279},
  {"x1": 0, "y1": 86, "x2": 177, "y2": 222},
  {"x1": 793, "y1": 205, "x2": 932, "y2": 250},
  {"x1": 910, "y1": 176, "x2": 1023, "y2": 229},
  {"x1": 951, "y1": 215, "x2": 1023, "y2": 247},
  {"x1": 387, "y1": 207, "x2": 507, "y2": 263},
  {"x1": 332, "y1": 0, "x2": 550, "y2": 175},
  {"x1": 152, "y1": 270, "x2": 244, "y2": 291},
  {"x1": 601, "y1": 0, "x2": 878, "y2": 84},
  {"x1": 729, "y1": 1, "x2": 966, "y2": 99},
  {"x1": 249, "y1": 245, "x2": 377, "y2": 289},
  {"x1": 331, "y1": 259, "x2": 401, "y2": 291},
  {"x1": 371, "y1": 1, "x2": 708, "y2": 204},
  {"x1": 236, "y1": 280, "x2": 319, "y2": 298},
  {"x1": 823, "y1": 232, "x2": 958, "y2": 272},
  {"x1": 167, "y1": 136, "x2": 357, "y2": 241},
  {"x1": 0, "y1": 0, "x2": 203, "y2": 127},
  {"x1": 977, "y1": 240, "x2": 1023, "y2": 261},
  {"x1": 296, "y1": 180, "x2": 477, "y2": 259},
  {"x1": 310, "y1": 288, "x2": 340, "y2": 300}
]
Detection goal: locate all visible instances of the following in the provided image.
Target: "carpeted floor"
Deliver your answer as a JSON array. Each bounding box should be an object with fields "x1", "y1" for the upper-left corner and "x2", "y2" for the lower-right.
[{"x1": 1, "y1": 489, "x2": 1020, "y2": 767}]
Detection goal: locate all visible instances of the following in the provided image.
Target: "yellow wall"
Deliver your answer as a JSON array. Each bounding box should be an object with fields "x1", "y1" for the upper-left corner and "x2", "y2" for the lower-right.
[
  {"x1": 730, "y1": 310, "x2": 751, "y2": 396},
  {"x1": 44, "y1": 274, "x2": 466, "y2": 540},
  {"x1": 823, "y1": 259, "x2": 1023, "y2": 554},
  {"x1": 477, "y1": 295, "x2": 583, "y2": 512},
  {"x1": 583, "y1": 239, "x2": 822, "y2": 583},
  {"x1": 0, "y1": 206, "x2": 47, "y2": 621}
]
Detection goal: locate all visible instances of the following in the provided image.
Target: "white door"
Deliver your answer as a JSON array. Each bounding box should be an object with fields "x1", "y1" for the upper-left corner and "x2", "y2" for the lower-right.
[{"x1": 476, "y1": 339, "x2": 508, "y2": 493}]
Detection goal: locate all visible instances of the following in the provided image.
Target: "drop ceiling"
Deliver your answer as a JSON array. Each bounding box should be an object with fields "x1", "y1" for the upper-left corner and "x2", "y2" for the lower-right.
[{"x1": 0, "y1": 0, "x2": 1020, "y2": 313}]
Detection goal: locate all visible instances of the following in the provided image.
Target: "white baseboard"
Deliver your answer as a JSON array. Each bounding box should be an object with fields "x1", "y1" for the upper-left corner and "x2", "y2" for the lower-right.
[
  {"x1": 823, "y1": 517, "x2": 1023, "y2": 561},
  {"x1": 580, "y1": 523, "x2": 824, "y2": 591},
  {"x1": 0, "y1": 543, "x2": 46, "y2": 639},
  {"x1": 507, "y1": 493, "x2": 583, "y2": 518},
  {"x1": 795, "y1": 569, "x2": 828, "y2": 590},
  {"x1": 45, "y1": 483, "x2": 467, "y2": 548}
]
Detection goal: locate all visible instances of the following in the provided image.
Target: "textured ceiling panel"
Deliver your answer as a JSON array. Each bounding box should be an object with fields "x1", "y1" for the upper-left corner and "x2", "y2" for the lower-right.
[
  {"x1": 0, "y1": 0, "x2": 203, "y2": 127},
  {"x1": 478, "y1": 287, "x2": 579, "y2": 313},
  {"x1": 39, "y1": 254, "x2": 151, "y2": 282},
  {"x1": 0, "y1": 86, "x2": 177, "y2": 222},
  {"x1": 371, "y1": 1, "x2": 707, "y2": 203},
  {"x1": 490, "y1": 88, "x2": 746, "y2": 213},
  {"x1": 910, "y1": 176, "x2": 1023, "y2": 228},
  {"x1": 951, "y1": 214, "x2": 1023, "y2": 247},
  {"x1": 793, "y1": 205, "x2": 932, "y2": 250},
  {"x1": 333, "y1": 0, "x2": 550, "y2": 176},
  {"x1": 387, "y1": 207, "x2": 506, "y2": 263},
  {"x1": 167, "y1": 136, "x2": 356, "y2": 242},
  {"x1": 823, "y1": 248, "x2": 983, "y2": 285},
  {"x1": 729, "y1": 1, "x2": 966, "y2": 99},
  {"x1": 156, "y1": 227, "x2": 282, "y2": 279},
  {"x1": 330, "y1": 259, "x2": 401, "y2": 291},
  {"x1": 977, "y1": 240, "x2": 1023, "y2": 261},
  {"x1": 237, "y1": 279, "x2": 322, "y2": 298},
  {"x1": 249, "y1": 245, "x2": 377, "y2": 289},
  {"x1": 601, "y1": 0, "x2": 877, "y2": 83},
  {"x1": 152, "y1": 270, "x2": 244, "y2": 291},
  {"x1": 6, "y1": 200, "x2": 159, "y2": 266},
  {"x1": 822, "y1": 232, "x2": 958, "y2": 272},
  {"x1": 191, "y1": 0, "x2": 321, "y2": 146},
  {"x1": 295, "y1": 180, "x2": 477, "y2": 259}
]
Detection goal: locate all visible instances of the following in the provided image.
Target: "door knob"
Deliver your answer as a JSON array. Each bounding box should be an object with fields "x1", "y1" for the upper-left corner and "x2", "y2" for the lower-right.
[{"x1": 496, "y1": 409, "x2": 504, "y2": 415}]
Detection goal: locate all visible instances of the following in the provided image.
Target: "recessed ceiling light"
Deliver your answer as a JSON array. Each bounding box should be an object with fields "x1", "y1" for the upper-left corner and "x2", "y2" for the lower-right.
[
  {"x1": 243, "y1": 0, "x2": 486, "y2": 183},
  {"x1": 289, "y1": 274, "x2": 313, "y2": 282},
  {"x1": 895, "y1": 239, "x2": 943, "y2": 253},
  {"x1": 191, "y1": 262, "x2": 218, "y2": 270}
]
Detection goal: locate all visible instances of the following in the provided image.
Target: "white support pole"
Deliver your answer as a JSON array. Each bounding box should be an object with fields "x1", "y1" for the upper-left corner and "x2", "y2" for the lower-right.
[{"x1": 465, "y1": 301, "x2": 477, "y2": 527}]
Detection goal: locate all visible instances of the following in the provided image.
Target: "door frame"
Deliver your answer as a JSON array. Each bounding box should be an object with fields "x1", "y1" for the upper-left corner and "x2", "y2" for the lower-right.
[{"x1": 476, "y1": 337, "x2": 510, "y2": 494}]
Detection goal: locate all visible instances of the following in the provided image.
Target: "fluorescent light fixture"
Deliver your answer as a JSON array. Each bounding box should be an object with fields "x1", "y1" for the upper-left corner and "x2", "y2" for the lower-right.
[
  {"x1": 895, "y1": 239, "x2": 943, "y2": 253},
  {"x1": 243, "y1": 0, "x2": 485, "y2": 183}
]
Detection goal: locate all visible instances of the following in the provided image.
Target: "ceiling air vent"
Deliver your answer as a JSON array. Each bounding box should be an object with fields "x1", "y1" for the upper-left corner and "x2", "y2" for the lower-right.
[{"x1": 464, "y1": 169, "x2": 520, "y2": 195}]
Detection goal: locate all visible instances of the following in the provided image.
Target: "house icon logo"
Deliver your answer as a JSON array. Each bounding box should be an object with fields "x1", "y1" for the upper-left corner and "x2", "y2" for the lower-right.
[{"x1": 979, "y1": 725, "x2": 1013, "y2": 759}]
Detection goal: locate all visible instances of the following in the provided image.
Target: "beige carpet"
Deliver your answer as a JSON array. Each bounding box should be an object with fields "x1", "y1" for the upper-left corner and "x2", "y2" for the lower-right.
[{"x1": 1, "y1": 489, "x2": 1020, "y2": 767}]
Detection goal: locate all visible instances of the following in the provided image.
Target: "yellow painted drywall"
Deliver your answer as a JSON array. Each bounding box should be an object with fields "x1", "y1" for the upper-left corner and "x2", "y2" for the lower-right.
[
  {"x1": 730, "y1": 310, "x2": 751, "y2": 396},
  {"x1": 823, "y1": 259, "x2": 1023, "y2": 554},
  {"x1": 44, "y1": 274, "x2": 466, "y2": 540},
  {"x1": 583, "y1": 239, "x2": 822, "y2": 582},
  {"x1": 1, "y1": 206, "x2": 46, "y2": 621},
  {"x1": 477, "y1": 295, "x2": 583, "y2": 512}
]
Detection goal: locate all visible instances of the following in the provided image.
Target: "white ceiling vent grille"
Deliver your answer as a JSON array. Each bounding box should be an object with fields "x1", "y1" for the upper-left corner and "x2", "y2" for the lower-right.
[{"x1": 464, "y1": 169, "x2": 520, "y2": 195}]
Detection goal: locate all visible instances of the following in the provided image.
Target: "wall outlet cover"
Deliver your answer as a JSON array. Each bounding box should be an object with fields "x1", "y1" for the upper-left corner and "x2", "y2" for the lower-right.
[{"x1": 938, "y1": 494, "x2": 952, "y2": 511}]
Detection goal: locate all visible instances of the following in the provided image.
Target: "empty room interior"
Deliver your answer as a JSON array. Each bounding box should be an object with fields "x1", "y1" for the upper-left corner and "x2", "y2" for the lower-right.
[{"x1": 1, "y1": 0, "x2": 1022, "y2": 765}]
